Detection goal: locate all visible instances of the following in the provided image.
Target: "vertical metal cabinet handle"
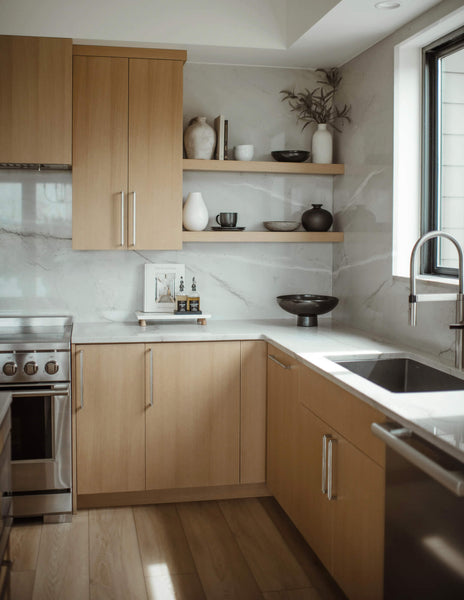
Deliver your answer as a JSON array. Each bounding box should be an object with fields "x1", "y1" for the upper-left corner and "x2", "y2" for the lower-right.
[
  {"x1": 131, "y1": 191, "x2": 137, "y2": 247},
  {"x1": 120, "y1": 191, "x2": 125, "y2": 247},
  {"x1": 79, "y1": 350, "x2": 84, "y2": 409},
  {"x1": 149, "y1": 348, "x2": 153, "y2": 407},
  {"x1": 322, "y1": 434, "x2": 329, "y2": 494},
  {"x1": 327, "y1": 438, "x2": 337, "y2": 500},
  {"x1": 268, "y1": 354, "x2": 292, "y2": 370}
]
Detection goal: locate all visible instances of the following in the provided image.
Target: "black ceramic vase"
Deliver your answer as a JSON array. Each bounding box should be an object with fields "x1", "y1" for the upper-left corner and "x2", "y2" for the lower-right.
[{"x1": 301, "y1": 204, "x2": 333, "y2": 232}]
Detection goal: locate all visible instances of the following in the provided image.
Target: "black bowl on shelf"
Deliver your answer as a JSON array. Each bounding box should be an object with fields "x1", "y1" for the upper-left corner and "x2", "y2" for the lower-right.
[
  {"x1": 277, "y1": 294, "x2": 339, "y2": 327},
  {"x1": 271, "y1": 150, "x2": 310, "y2": 163}
]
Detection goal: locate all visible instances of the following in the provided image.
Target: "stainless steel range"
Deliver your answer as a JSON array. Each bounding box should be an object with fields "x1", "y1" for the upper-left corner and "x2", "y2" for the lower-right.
[{"x1": 0, "y1": 316, "x2": 72, "y2": 522}]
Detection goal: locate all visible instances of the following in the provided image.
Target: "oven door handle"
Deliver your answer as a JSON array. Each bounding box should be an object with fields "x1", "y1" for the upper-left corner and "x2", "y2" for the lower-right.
[
  {"x1": 11, "y1": 385, "x2": 70, "y2": 398},
  {"x1": 372, "y1": 422, "x2": 464, "y2": 497}
]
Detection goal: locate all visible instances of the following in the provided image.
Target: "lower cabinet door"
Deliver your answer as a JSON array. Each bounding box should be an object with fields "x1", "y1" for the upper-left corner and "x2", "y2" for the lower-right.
[
  {"x1": 332, "y1": 436, "x2": 385, "y2": 600},
  {"x1": 145, "y1": 341, "x2": 241, "y2": 489},
  {"x1": 75, "y1": 344, "x2": 146, "y2": 495},
  {"x1": 296, "y1": 405, "x2": 334, "y2": 572}
]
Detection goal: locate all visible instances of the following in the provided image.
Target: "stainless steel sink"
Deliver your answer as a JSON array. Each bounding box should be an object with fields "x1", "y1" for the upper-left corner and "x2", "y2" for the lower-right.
[{"x1": 334, "y1": 357, "x2": 464, "y2": 393}]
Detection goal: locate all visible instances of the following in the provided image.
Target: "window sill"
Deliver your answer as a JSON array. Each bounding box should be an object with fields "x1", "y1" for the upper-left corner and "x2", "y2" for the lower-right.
[{"x1": 394, "y1": 274, "x2": 459, "y2": 288}]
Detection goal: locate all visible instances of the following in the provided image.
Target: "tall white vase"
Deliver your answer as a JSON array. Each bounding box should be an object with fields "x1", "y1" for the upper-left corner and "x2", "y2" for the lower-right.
[
  {"x1": 312, "y1": 124, "x2": 333, "y2": 164},
  {"x1": 183, "y1": 192, "x2": 209, "y2": 231}
]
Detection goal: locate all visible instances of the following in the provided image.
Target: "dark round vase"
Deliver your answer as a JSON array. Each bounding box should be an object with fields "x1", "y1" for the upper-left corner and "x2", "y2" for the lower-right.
[{"x1": 301, "y1": 204, "x2": 333, "y2": 232}]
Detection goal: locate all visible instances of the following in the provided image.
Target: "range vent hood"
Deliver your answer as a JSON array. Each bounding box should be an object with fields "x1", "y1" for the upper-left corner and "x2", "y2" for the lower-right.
[{"x1": 0, "y1": 163, "x2": 71, "y2": 171}]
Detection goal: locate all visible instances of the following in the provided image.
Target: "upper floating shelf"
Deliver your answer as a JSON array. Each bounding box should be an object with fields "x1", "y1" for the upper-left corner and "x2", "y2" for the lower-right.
[{"x1": 183, "y1": 159, "x2": 344, "y2": 175}]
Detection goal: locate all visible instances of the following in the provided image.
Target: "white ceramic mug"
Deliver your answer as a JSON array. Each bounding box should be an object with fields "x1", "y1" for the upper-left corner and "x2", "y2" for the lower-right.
[{"x1": 234, "y1": 144, "x2": 254, "y2": 161}]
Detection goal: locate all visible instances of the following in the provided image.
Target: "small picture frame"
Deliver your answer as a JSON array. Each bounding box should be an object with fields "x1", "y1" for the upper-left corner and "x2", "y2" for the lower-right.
[{"x1": 143, "y1": 264, "x2": 185, "y2": 313}]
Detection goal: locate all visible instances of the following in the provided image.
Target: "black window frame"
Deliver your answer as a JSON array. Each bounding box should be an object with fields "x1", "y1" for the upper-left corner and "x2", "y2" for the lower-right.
[{"x1": 422, "y1": 27, "x2": 464, "y2": 278}]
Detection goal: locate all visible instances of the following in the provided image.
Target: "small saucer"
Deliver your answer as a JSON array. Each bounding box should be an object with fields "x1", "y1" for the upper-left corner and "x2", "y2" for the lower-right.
[{"x1": 212, "y1": 226, "x2": 246, "y2": 231}]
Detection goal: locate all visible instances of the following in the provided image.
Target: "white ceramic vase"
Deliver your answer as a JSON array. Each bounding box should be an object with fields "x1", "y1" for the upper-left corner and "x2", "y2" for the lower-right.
[
  {"x1": 183, "y1": 192, "x2": 209, "y2": 231},
  {"x1": 312, "y1": 124, "x2": 333, "y2": 164},
  {"x1": 183, "y1": 117, "x2": 216, "y2": 159}
]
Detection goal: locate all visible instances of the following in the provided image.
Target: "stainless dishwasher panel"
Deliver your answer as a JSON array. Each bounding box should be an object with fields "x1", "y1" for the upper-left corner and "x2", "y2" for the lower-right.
[{"x1": 372, "y1": 422, "x2": 464, "y2": 599}]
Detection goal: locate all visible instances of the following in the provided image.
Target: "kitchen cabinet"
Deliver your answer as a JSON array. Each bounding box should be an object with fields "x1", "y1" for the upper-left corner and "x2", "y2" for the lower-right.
[
  {"x1": 0, "y1": 35, "x2": 72, "y2": 165},
  {"x1": 297, "y1": 364, "x2": 385, "y2": 600},
  {"x1": 72, "y1": 45, "x2": 185, "y2": 250},
  {"x1": 266, "y1": 345, "x2": 300, "y2": 520},
  {"x1": 74, "y1": 344, "x2": 146, "y2": 495},
  {"x1": 145, "y1": 341, "x2": 241, "y2": 489}
]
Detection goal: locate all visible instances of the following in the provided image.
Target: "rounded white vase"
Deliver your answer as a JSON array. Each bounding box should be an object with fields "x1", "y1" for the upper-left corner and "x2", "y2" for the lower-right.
[
  {"x1": 183, "y1": 117, "x2": 216, "y2": 159},
  {"x1": 312, "y1": 124, "x2": 333, "y2": 164},
  {"x1": 183, "y1": 192, "x2": 209, "y2": 231}
]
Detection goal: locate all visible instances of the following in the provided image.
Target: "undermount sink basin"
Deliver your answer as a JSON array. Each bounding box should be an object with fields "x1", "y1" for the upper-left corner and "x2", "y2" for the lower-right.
[
  {"x1": 277, "y1": 294, "x2": 339, "y2": 327},
  {"x1": 334, "y1": 356, "x2": 464, "y2": 393}
]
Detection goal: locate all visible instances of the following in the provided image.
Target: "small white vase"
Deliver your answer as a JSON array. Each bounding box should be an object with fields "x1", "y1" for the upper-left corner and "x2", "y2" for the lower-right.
[
  {"x1": 183, "y1": 117, "x2": 216, "y2": 159},
  {"x1": 183, "y1": 192, "x2": 209, "y2": 231},
  {"x1": 312, "y1": 124, "x2": 333, "y2": 164}
]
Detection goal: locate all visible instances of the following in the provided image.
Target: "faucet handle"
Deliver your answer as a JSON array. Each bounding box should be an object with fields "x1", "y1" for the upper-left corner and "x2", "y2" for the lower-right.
[{"x1": 450, "y1": 322, "x2": 464, "y2": 329}]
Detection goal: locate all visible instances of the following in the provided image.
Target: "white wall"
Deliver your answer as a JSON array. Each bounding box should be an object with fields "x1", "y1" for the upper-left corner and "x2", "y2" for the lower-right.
[
  {"x1": 334, "y1": 0, "x2": 464, "y2": 365},
  {"x1": 0, "y1": 64, "x2": 335, "y2": 323}
]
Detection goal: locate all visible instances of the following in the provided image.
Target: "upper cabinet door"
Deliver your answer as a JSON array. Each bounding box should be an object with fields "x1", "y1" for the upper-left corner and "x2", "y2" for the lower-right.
[
  {"x1": 0, "y1": 36, "x2": 72, "y2": 164},
  {"x1": 128, "y1": 58, "x2": 183, "y2": 250},
  {"x1": 72, "y1": 56, "x2": 129, "y2": 249}
]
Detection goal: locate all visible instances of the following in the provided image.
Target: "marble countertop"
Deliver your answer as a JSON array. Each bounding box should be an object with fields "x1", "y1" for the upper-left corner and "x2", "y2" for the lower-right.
[{"x1": 73, "y1": 318, "x2": 464, "y2": 464}]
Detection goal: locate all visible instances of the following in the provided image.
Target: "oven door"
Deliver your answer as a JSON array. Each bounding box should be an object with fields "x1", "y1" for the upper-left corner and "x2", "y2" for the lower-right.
[{"x1": 11, "y1": 384, "x2": 71, "y2": 493}]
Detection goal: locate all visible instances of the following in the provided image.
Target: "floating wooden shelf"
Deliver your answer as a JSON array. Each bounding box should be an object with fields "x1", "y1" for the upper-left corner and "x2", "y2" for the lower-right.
[
  {"x1": 183, "y1": 159, "x2": 344, "y2": 175},
  {"x1": 182, "y1": 231, "x2": 344, "y2": 243}
]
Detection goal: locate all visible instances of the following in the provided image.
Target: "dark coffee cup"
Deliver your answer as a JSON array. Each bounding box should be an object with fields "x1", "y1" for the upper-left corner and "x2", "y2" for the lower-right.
[{"x1": 216, "y1": 212, "x2": 238, "y2": 228}]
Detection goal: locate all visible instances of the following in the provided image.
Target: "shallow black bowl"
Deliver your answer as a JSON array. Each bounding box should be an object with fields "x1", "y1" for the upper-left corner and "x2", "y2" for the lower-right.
[
  {"x1": 277, "y1": 294, "x2": 339, "y2": 327},
  {"x1": 271, "y1": 150, "x2": 310, "y2": 163}
]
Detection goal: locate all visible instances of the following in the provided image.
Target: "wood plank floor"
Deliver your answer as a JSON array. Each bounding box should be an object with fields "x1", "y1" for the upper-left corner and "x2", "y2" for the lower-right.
[{"x1": 10, "y1": 498, "x2": 346, "y2": 600}]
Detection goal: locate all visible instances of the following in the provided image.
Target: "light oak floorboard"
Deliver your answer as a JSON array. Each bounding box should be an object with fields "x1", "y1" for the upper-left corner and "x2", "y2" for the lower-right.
[
  {"x1": 219, "y1": 498, "x2": 311, "y2": 592},
  {"x1": 89, "y1": 507, "x2": 147, "y2": 600},
  {"x1": 134, "y1": 504, "x2": 197, "y2": 578},
  {"x1": 177, "y1": 501, "x2": 262, "y2": 600},
  {"x1": 10, "y1": 521, "x2": 42, "y2": 571},
  {"x1": 145, "y1": 572, "x2": 206, "y2": 600},
  {"x1": 258, "y1": 498, "x2": 346, "y2": 600},
  {"x1": 11, "y1": 571, "x2": 36, "y2": 600},
  {"x1": 32, "y1": 510, "x2": 89, "y2": 600},
  {"x1": 263, "y1": 590, "x2": 323, "y2": 600}
]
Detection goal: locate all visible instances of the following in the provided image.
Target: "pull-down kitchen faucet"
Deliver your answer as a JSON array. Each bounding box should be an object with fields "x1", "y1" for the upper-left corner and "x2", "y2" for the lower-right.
[{"x1": 409, "y1": 230, "x2": 464, "y2": 370}]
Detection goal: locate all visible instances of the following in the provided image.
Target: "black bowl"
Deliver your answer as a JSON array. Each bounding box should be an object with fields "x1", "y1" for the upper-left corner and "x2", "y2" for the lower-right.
[
  {"x1": 271, "y1": 150, "x2": 310, "y2": 163},
  {"x1": 277, "y1": 294, "x2": 339, "y2": 327}
]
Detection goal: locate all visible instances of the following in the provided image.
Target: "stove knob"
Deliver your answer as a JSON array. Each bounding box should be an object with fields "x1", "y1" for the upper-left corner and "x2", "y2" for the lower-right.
[
  {"x1": 45, "y1": 360, "x2": 59, "y2": 375},
  {"x1": 3, "y1": 362, "x2": 18, "y2": 376},
  {"x1": 24, "y1": 361, "x2": 39, "y2": 376}
]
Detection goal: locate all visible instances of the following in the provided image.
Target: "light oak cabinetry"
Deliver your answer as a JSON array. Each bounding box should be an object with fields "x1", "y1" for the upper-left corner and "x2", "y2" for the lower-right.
[
  {"x1": 73, "y1": 340, "x2": 267, "y2": 504},
  {"x1": 72, "y1": 46, "x2": 185, "y2": 250},
  {"x1": 0, "y1": 35, "x2": 72, "y2": 164},
  {"x1": 267, "y1": 346, "x2": 386, "y2": 600},
  {"x1": 266, "y1": 346, "x2": 300, "y2": 518},
  {"x1": 145, "y1": 341, "x2": 240, "y2": 489},
  {"x1": 74, "y1": 343, "x2": 146, "y2": 495}
]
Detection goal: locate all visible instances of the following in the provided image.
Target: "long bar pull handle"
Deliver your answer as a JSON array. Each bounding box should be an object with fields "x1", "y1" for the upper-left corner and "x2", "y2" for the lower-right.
[
  {"x1": 149, "y1": 348, "x2": 153, "y2": 407},
  {"x1": 371, "y1": 422, "x2": 464, "y2": 497},
  {"x1": 120, "y1": 191, "x2": 125, "y2": 247},
  {"x1": 13, "y1": 385, "x2": 70, "y2": 398},
  {"x1": 268, "y1": 354, "x2": 292, "y2": 370},
  {"x1": 130, "y1": 191, "x2": 136, "y2": 247},
  {"x1": 322, "y1": 434, "x2": 329, "y2": 494},
  {"x1": 327, "y1": 438, "x2": 337, "y2": 500},
  {"x1": 79, "y1": 350, "x2": 84, "y2": 409}
]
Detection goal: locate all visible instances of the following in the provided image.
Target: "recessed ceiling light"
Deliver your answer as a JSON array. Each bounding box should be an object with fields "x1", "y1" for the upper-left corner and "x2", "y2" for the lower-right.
[{"x1": 375, "y1": 1, "x2": 401, "y2": 8}]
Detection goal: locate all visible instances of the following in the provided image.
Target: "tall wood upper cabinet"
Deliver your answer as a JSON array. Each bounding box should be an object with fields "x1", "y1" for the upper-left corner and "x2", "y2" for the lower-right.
[
  {"x1": 0, "y1": 36, "x2": 72, "y2": 164},
  {"x1": 72, "y1": 46, "x2": 186, "y2": 250}
]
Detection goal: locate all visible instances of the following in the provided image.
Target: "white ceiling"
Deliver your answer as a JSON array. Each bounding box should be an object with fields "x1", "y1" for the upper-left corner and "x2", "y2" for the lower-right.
[{"x1": 0, "y1": 0, "x2": 445, "y2": 68}]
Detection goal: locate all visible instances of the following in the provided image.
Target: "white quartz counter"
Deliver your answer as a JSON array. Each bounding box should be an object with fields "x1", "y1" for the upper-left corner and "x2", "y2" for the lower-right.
[{"x1": 73, "y1": 318, "x2": 464, "y2": 464}]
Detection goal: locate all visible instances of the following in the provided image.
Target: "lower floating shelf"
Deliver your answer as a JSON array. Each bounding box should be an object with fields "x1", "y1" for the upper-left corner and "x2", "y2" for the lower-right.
[{"x1": 182, "y1": 231, "x2": 344, "y2": 243}]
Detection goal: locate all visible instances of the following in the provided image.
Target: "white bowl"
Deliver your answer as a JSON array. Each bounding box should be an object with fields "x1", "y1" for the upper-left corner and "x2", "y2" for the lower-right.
[
  {"x1": 234, "y1": 144, "x2": 254, "y2": 161},
  {"x1": 263, "y1": 221, "x2": 300, "y2": 232}
]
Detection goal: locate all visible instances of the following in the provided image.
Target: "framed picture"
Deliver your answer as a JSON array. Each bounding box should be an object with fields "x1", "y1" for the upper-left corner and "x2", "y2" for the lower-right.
[{"x1": 143, "y1": 264, "x2": 185, "y2": 313}]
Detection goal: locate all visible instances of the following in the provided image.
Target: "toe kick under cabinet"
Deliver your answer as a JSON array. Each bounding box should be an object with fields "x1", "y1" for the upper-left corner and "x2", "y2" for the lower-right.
[
  {"x1": 267, "y1": 344, "x2": 387, "y2": 600},
  {"x1": 72, "y1": 340, "x2": 267, "y2": 507}
]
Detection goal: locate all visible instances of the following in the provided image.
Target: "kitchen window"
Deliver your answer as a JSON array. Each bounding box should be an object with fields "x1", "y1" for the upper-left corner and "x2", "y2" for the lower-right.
[{"x1": 423, "y1": 28, "x2": 464, "y2": 278}]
